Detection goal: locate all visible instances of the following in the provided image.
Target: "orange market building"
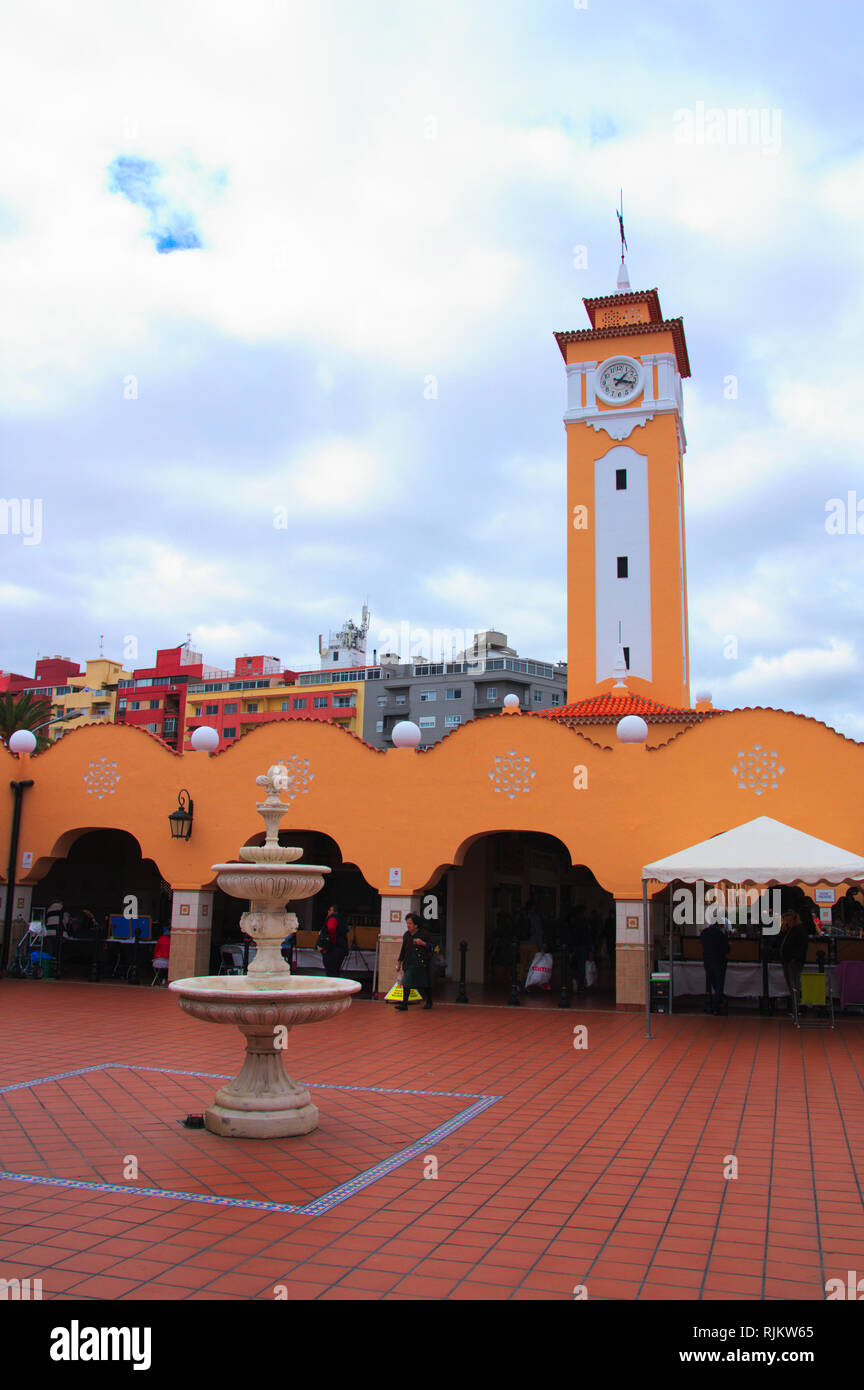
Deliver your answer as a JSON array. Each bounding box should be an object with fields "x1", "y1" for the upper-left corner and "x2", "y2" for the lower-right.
[{"x1": 3, "y1": 273, "x2": 864, "y2": 1007}]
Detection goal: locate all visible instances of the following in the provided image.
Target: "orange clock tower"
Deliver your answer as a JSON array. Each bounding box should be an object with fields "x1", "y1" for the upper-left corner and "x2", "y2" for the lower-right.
[{"x1": 555, "y1": 265, "x2": 692, "y2": 710}]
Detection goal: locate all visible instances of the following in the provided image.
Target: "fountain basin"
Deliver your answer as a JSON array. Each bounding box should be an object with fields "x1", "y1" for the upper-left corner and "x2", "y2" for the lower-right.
[{"x1": 170, "y1": 975, "x2": 361, "y2": 1138}]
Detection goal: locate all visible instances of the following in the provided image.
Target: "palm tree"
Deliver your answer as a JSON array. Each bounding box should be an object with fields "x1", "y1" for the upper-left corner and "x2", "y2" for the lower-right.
[{"x1": 0, "y1": 691, "x2": 54, "y2": 750}]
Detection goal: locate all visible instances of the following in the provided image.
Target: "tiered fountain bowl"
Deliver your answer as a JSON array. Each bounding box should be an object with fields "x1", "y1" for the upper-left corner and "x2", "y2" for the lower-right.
[{"x1": 170, "y1": 764, "x2": 361, "y2": 1138}]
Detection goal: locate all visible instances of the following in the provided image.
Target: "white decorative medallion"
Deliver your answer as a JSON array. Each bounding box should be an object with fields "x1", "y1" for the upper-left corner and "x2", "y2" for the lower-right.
[
  {"x1": 279, "y1": 754, "x2": 314, "y2": 800},
  {"x1": 732, "y1": 746, "x2": 785, "y2": 795},
  {"x1": 489, "y1": 751, "x2": 536, "y2": 799},
  {"x1": 83, "y1": 758, "x2": 120, "y2": 799}
]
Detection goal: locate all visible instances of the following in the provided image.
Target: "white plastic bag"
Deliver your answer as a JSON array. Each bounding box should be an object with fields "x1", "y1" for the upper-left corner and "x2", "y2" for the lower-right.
[
  {"x1": 525, "y1": 951, "x2": 553, "y2": 989},
  {"x1": 584, "y1": 956, "x2": 598, "y2": 988}
]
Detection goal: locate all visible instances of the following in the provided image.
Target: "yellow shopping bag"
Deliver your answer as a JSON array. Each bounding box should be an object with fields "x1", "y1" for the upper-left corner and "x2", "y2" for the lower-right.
[
  {"x1": 385, "y1": 982, "x2": 423, "y2": 1005},
  {"x1": 800, "y1": 972, "x2": 826, "y2": 1005}
]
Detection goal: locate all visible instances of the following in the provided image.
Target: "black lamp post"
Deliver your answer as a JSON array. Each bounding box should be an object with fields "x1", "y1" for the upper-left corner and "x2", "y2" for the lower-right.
[{"x1": 168, "y1": 790, "x2": 194, "y2": 840}]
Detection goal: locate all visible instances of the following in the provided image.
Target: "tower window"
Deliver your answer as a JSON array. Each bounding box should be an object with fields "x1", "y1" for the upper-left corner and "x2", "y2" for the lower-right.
[
  {"x1": 617, "y1": 556, "x2": 629, "y2": 578},
  {"x1": 616, "y1": 468, "x2": 627, "y2": 490},
  {"x1": 623, "y1": 646, "x2": 630, "y2": 669}
]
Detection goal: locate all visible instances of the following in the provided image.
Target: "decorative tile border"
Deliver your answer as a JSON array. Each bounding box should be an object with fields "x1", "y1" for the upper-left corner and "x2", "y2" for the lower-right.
[{"x1": 0, "y1": 1064, "x2": 500, "y2": 1217}]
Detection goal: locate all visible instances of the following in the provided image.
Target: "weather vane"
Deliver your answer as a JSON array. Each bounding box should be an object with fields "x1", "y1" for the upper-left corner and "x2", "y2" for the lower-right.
[{"x1": 616, "y1": 190, "x2": 627, "y2": 264}]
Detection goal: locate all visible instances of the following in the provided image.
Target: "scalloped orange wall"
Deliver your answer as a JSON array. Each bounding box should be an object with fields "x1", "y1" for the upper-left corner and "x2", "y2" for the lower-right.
[{"x1": 2, "y1": 708, "x2": 863, "y2": 900}]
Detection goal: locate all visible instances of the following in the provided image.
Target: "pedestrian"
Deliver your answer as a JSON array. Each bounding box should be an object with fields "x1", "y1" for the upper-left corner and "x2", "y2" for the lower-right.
[
  {"x1": 779, "y1": 908, "x2": 810, "y2": 1012},
  {"x1": 394, "y1": 912, "x2": 437, "y2": 1011},
  {"x1": 152, "y1": 924, "x2": 171, "y2": 985},
  {"x1": 317, "y1": 904, "x2": 348, "y2": 977},
  {"x1": 44, "y1": 899, "x2": 64, "y2": 940},
  {"x1": 699, "y1": 918, "x2": 730, "y2": 1014}
]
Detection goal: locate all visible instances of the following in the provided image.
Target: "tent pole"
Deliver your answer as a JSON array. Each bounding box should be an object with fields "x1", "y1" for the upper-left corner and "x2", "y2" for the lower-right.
[
  {"x1": 668, "y1": 884, "x2": 674, "y2": 1015},
  {"x1": 643, "y1": 879, "x2": 651, "y2": 1040}
]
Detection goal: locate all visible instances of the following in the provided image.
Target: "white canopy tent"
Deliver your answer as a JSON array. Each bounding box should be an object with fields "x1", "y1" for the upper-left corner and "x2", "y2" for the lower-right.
[{"x1": 640, "y1": 817, "x2": 864, "y2": 1036}]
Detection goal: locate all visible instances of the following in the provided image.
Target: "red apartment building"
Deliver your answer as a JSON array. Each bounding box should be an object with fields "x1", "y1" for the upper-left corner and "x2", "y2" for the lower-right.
[
  {"x1": 0, "y1": 656, "x2": 82, "y2": 699},
  {"x1": 115, "y1": 644, "x2": 227, "y2": 751}
]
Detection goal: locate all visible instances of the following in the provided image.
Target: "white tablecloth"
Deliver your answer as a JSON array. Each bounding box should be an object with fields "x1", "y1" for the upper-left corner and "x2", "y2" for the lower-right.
[
  {"x1": 660, "y1": 960, "x2": 839, "y2": 999},
  {"x1": 292, "y1": 947, "x2": 376, "y2": 973}
]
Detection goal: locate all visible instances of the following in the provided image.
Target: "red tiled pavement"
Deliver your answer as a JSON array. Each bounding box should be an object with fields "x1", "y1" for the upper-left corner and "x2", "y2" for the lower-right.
[{"x1": 0, "y1": 979, "x2": 862, "y2": 1301}]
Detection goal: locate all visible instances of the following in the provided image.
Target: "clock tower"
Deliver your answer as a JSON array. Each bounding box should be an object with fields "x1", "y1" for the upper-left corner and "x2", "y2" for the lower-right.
[{"x1": 556, "y1": 268, "x2": 692, "y2": 710}]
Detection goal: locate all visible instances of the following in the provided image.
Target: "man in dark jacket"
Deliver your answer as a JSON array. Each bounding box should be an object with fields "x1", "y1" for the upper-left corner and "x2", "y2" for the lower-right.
[
  {"x1": 700, "y1": 920, "x2": 730, "y2": 1015},
  {"x1": 779, "y1": 908, "x2": 810, "y2": 1011}
]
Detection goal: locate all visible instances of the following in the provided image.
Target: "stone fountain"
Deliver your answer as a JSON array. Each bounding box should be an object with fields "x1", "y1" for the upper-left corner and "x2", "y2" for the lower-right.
[{"x1": 169, "y1": 764, "x2": 360, "y2": 1138}]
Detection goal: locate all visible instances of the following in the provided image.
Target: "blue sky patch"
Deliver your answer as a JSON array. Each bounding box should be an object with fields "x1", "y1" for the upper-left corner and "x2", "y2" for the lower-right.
[{"x1": 108, "y1": 154, "x2": 204, "y2": 253}]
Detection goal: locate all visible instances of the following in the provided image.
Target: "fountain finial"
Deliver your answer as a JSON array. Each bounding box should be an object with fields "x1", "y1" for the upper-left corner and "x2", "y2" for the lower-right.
[{"x1": 239, "y1": 762, "x2": 303, "y2": 863}]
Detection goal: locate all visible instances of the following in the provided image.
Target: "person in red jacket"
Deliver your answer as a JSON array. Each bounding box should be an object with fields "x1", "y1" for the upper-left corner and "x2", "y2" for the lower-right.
[
  {"x1": 316, "y1": 905, "x2": 348, "y2": 977},
  {"x1": 152, "y1": 925, "x2": 171, "y2": 985}
]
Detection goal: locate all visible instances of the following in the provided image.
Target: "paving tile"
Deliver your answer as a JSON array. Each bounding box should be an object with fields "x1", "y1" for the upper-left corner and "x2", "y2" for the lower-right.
[{"x1": 2, "y1": 980, "x2": 862, "y2": 1305}]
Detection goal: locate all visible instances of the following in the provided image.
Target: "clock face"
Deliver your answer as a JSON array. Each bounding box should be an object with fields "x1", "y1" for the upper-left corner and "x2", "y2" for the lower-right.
[{"x1": 597, "y1": 357, "x2": 642, "y2": 403}]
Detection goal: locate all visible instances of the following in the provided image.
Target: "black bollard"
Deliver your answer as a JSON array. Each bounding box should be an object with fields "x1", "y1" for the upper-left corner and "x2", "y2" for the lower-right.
[
  {"x1": 128, "y1": 927, "x2": 141, "y2": 986},
  {"x1": 508, "y1": 935, "x2": 521, "y2": 1006},
  {"x1": 88, "y1": 924, "x2": 103, "y2": 983},
  {"x1": 558, "y1": 944, "x2": 571, "y2": 1008},
  {"x1": 456, "y1": 939, "x2": 469, "y2": 1004}
]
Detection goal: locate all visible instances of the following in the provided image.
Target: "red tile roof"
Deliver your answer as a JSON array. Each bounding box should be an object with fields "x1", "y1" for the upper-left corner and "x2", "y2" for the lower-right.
[
  {"x1": 582, "y1": 288, "x2": 663, "y2": 326},
  {"x1": 539, "y1": 693, "x2": 719, "y2": 725},
  {"x1": 554, "y1": 317, "x2": 691, "y2": 378}
]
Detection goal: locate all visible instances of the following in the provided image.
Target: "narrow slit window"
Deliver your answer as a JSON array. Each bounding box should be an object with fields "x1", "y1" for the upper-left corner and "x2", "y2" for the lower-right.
[
  {"x1": 617, "y1": 556, "x2": 628, "y2": 578},
  {"x1": 616, "y1": 468, "x2": 627, "y2": 490},
  {"x1": 623, "y1": 646, "x2": 630, "y2": 669}
]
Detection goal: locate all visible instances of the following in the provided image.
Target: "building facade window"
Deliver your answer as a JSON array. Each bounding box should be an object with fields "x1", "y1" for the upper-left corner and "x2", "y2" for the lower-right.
[
  {"x1": 395, "y1": 695, "x2": 407, "y2": 704},
  {"x1": 419, "y1": 689, "x2": 437, "y2": 702},
  {"x1": 486, "y1": 687, "x2": 498, "y2": 701},
  {"x1": 130, "y1": 701, "x2": 140, "y2": 711},
  {"x1": 292, "y1": 697, "x2": 307, "y2": 710},
  {"x1": 149, "y1": 699, "x2": 161, "y2": 709},
  {"x1": 616, "y1": 468, "x2": 627, "y2": 490},
  {"x1": 313, "y1": 697, "x2": 328, "y2": 708},
  {"x1": 377, "y1": 695, "x2": 387, "y2": 706},
  {"x1": 445, "y1": 688, "x2": 462, "y2": 700},
  {"x1": 333, "y1": 695, "x2": 354, "y2": 707},
  {"x1": 418, "y1": 716, "x2": 436, "y2": 728},
  {"x1": 445, "y1": 715, "x2": 461, "y2": 728},
  {"x1": 223, "y1": 727, "x2": 236, "y2": 739},
  {"x1": 534, "y1": 689, "x2": 543, "y2": 704},
  {"x1": 551, "y1": 693, "x2": 561, "y2": 706},
  {"x1": 281, "y1": 701, "x2": 291, "y2": 711},
  {"x1": 224, "y1": 703, "x2": 237, "y2": 714},
  {"x1": 376, "y1": 720, "x2": 384, "y2": 732},
  {"x1": 145, "y1": 722, "x2": 159, "y2": 733},
  {"x1": 617, "y1": 556, "x2": 628, "y2": 578},
  {"x1": 205, "y1": 704, "x2": 219, "y2": 715},
  {"x1": 245, "y1": 702, "x2": 259, "y2": 713}
]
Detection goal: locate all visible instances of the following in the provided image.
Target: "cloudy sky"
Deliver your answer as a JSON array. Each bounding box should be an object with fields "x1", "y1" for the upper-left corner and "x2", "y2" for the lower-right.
[{"x1": 1, "y1": 0, "x2": 862, "y2": 734}]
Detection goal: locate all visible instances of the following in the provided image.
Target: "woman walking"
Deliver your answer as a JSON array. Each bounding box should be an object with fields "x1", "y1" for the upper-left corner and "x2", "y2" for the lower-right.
[{"x1": 395, "y1": 912, "x2": 436, "y2": 1011}]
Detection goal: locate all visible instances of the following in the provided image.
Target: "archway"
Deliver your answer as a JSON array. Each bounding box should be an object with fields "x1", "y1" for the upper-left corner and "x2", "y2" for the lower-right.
[
  {"x1": 442, "y1": 830, "x2": 615, "y2": 1003},
  {"x1": 209, "y1": 828, "x2": 380, "y2": 976},
  {"x1": 32, "y1": 829, "x2": 169, "y2": 978}
]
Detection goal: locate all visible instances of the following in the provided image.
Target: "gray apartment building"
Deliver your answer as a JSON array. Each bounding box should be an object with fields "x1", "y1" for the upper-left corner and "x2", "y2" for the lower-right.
[{"x1": 362, "y1": 631, "x2": 567, "y2": 749}]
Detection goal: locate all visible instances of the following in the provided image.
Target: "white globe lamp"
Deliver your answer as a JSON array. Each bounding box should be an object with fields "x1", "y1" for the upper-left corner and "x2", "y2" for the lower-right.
[
  {"x1": 391, "y1": 721, "x2": 421, "y2": 749},
  {"x1": 9, "y1": 729, "x2": 37, "y2": 754},
  {"x1": 503, "y1": 694, "x2": 520, "y2": 710},
  {"x1": 190, "y1": 725, "x2": 220, "y2": 752},
  {"x1": 616, "y1": 715, "x2": 648, "y2": 744}
]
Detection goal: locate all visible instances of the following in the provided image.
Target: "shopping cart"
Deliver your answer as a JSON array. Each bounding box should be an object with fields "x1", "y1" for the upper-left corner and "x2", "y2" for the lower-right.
[
  {"x1": 791, "y1": 956, "x2": 835, "y2": 1030},
  {"x1": 9, "y1": 922, "x2": 56, "y2": 979}
]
